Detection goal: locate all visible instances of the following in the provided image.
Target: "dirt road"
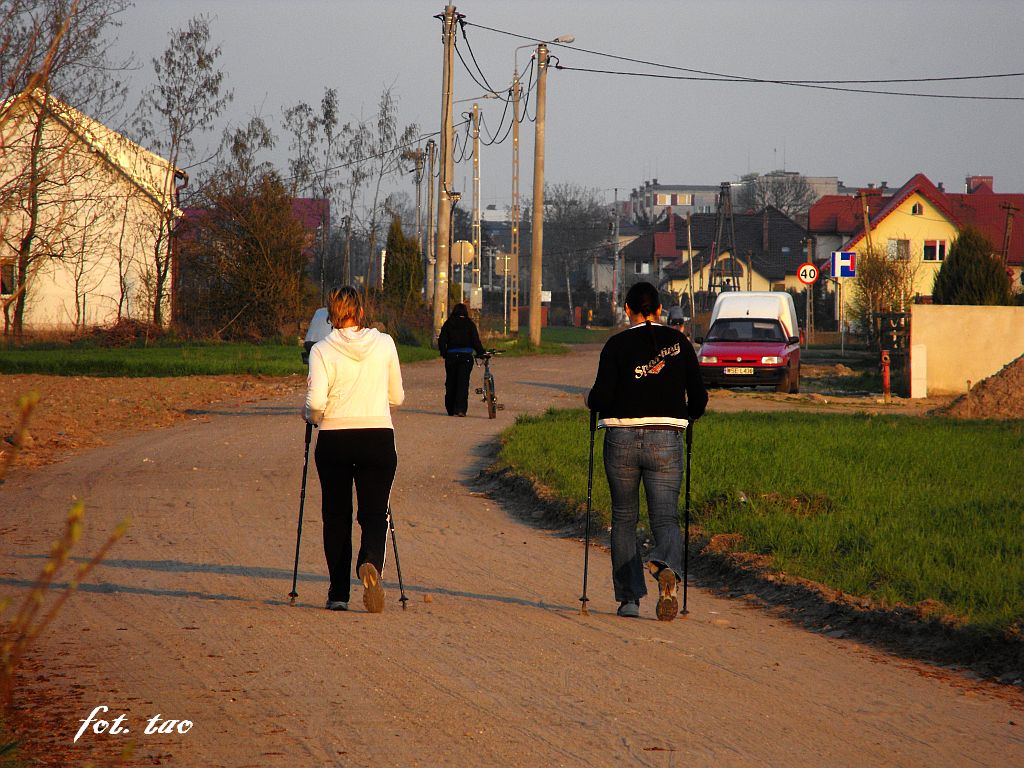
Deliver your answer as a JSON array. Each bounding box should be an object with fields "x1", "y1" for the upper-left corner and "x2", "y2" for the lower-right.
[{"x1": 3, "y1": 346, "x2": 1020, "y2": 766}]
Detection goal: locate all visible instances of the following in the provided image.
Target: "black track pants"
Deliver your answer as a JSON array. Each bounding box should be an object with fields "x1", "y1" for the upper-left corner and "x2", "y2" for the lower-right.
[
  {"x1": 314, "y1": 428, "x2": 397, "y2": 603},
  {"x1": 444, "y1": 352, "x2": 474, "y2": 415}
]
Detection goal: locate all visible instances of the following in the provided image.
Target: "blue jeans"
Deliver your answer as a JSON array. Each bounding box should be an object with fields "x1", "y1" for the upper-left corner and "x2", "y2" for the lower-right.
[{"x1": 602, "y1": 428, "x2": 684, "y2": 602}]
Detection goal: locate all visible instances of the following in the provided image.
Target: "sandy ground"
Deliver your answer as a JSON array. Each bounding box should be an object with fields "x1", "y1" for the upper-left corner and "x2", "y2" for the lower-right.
[{"x1": 2, "y1": 347, "x2": 1021, "y2": 767}]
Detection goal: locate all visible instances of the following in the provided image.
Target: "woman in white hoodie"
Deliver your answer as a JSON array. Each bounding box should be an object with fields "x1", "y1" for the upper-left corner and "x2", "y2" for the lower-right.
[{"x1": 305, "y1": 287, "x2": 405, "y2": 612}]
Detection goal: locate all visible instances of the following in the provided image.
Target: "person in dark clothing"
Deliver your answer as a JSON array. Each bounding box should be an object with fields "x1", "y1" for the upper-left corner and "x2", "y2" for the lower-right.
[
  {"x1": 437, "y1": 303, "x2": 486, "y2": 416},
  {"x1": 586, "y1": 282, "x2": 708, "y2": 621}
]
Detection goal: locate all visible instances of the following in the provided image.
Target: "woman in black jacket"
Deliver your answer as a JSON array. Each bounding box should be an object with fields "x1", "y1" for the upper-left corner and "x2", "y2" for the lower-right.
[
  {"x1": 586, "y1": 282, "x2": 708, "y2": 621},
  {"x1": 437, "y1": 303, "x2": 486, "y2": 416}
]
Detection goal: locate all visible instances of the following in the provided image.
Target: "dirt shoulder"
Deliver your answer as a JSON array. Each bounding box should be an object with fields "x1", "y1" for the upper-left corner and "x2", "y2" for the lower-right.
[{"x1": 1, "y1": 374, "x2": 304, "y2": 473}]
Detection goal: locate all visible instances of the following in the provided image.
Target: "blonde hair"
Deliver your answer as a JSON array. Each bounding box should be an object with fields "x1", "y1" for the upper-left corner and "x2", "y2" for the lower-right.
[{"x1": 327, "y1": 286, "x2": 364, "y2": 329}]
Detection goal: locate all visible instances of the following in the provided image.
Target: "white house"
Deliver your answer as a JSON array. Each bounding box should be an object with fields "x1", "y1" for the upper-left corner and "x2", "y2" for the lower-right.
[{"x1": 0, "y1": 88, "x2": 184, "y2": 333}]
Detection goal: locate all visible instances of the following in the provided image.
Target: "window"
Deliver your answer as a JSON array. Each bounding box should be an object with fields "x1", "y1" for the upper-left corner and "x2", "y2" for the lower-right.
[
  {"x1": 923, "y1": 239, "x2": 946, "y2": 261},
  {"x1": 887, "y1": 238, "x2": 910, "y2": 261},
  {"x1": 0, "y1": 263, "x2": 14, "y2": 296},
  {"x1": 634, "y1": 261, "x2": 651, "y2": 275},
  {"x1": 911, "y1": 202, "x2": 923, "y2": 215}
]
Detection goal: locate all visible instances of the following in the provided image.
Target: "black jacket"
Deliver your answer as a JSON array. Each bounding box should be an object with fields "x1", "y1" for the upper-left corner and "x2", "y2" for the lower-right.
[
  {"x1": 438, "y1": 315, "x2": 485, "y2": 357},
  {"x1": 586, "y1": 322, "x2": 708, "y2": 428}
]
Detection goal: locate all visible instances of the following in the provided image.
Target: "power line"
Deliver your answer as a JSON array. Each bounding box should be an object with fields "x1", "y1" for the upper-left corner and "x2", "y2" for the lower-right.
[
  {"x1": 555, "y1": 64, "x2": 1024, "y2": 101},
  {"x1": 463, "y1": 19, "x2": 1024, "y2": 100}
]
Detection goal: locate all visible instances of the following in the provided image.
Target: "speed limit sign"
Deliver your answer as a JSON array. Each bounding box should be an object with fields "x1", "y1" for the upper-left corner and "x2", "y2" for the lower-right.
[{"x1": 797, "y1": 262, "x2": 819, "y2": 285}]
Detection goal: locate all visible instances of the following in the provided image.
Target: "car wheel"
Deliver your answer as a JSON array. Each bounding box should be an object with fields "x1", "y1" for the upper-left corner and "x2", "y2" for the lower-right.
[
  {"x1": 790, "y1": 365, "x2": 800, "y2": 394},
  {"x1": 775, "y1": 368, "x2": 791, "y2": 393}
]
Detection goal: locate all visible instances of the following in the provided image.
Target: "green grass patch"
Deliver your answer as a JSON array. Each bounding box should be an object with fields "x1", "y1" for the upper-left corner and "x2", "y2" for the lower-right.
[
  {"x1": 0, "y1": 341, "x2": 436, "y2": 377},
  {"x1": 532, "y1": 326, "x2": 614, "y2": 345},
  {"x1": 498, "y1": 409, "x2": 1023, "y2": 633}
]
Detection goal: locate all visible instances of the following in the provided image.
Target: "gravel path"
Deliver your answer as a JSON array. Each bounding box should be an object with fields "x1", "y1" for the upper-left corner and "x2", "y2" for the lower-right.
[{"x1": 2, "y1": 346, "x2": 1020, "y2": 766}]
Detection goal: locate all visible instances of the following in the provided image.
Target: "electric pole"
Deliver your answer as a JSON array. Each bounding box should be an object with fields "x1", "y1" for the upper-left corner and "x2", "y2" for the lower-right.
[
  {"x1": 528, "y1": 43, "x2": 549, "y2": 347},
  {"x1": 433, "y1": 5, "x2": 457, "y2": 340},
  {"x1": 425, "y1": 139, "x2": 436, "y2": 302},
  {"x1": 472, "y1": 102, "x2": 481, "y2": 301},
  {"x1": 412, "y1": 147, "x2": 425, "y2": 297},
  {"x1": 510, "y1": 71, "x2": 521, "y2": 334}
]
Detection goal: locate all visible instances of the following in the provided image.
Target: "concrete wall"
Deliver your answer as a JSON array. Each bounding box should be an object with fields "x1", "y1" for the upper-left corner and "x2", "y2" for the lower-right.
[{"x1": 911, "y1": 304, "x2": 1024, "y2": 395}]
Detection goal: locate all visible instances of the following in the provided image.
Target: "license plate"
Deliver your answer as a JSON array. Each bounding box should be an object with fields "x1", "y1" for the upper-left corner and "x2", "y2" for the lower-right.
[{"x1": 724, "y1": 367, "x2": 754, "y2": 375}]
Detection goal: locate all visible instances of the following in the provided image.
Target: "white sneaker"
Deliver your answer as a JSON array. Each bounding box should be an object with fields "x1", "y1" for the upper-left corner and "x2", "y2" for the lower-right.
[{"x1": 325, "y1": 599, "x2": 348, "y2": 611}]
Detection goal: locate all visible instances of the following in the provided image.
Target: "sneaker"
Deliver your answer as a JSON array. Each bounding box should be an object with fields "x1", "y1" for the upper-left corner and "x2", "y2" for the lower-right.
[
  {"x1": 325, "y1": 599, "x2": 348, "y2": 611},
  {"x1": 358, "y1": 562, "x2": 385, "y2": 613},
  {"x1": 616, "y1": 600, "x2": 640, "y2": 618},
  {"x1": 655, "y1": 567, "x2": 679, "y2": 622}
]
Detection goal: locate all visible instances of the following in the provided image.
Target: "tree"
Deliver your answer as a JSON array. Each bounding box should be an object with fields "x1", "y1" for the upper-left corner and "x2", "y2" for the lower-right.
[
  {"x1": 283, "y1": 88, "x2": 341, "y2": 299},
  {"x1": 848, "y1": 243, "x2": 919, "y2": 339},
  {"x1": 382, "y1": 215, "x2": 421, "y2": 307},
  {"x1": 737, "y1": 172, "x2": 816, "y2": 218},
  {"x1": 534, "y1": 183, "x2": 608, "y2": 318},
  {"x1": 932, "y1": 226, "x2": 1014, "y2": 305},
  {"x1": 136, "y1": 14, "x2": 232, "y2": 327},
  {"x1": 176, "y1": 174, "x2": 307, "y2": 338},
  {"x1": 1, "y1": 0, "x2": 135, "y2": 337},
  {"x1": 363, "y1": 88, "x2": 418, "y2": 292}
]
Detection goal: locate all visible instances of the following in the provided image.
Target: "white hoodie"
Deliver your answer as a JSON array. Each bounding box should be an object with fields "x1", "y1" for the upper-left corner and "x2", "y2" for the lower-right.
[{"x1": 304, "y1": 327, "x2": 405, "y2": 431}]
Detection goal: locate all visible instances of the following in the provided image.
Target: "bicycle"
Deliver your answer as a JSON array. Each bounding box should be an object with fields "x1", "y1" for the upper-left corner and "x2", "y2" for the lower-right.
[{"x1": 474, "y1": 349, "x2": 503, "y2": 419}]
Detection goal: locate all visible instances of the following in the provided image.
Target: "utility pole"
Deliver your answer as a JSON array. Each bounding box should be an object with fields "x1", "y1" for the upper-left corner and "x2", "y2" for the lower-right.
[
  {"x1": 613, "y1": 187, "x2": 621, "y2": 317},
  {"x1": 472, "y1": 102, "x2": 482, "y2": 300},
  {"x1": 860, "y1": 190, "x2": 874, "y2": 253},
  {"x1": 412, "y1": 147, "x2": 425, "y2": 297},
  {"x1": 433, "y1": 4, "x2": 457, "y2": 340},
  {"x1": 1001, "y1": 202, "x2": 1018, "y2": 265},
  {"x1": 510, "y1": 71, "x2": 521, "y2": 335},
  {"x1": 528, "y1": 43, "x2": 549, "y2": 347},
  {"x1": 686, "y1": 213, "x2": 695, "y2": 339},
  {"x1": 425, "y1": 139, "x2": 436, "y2": 301}
]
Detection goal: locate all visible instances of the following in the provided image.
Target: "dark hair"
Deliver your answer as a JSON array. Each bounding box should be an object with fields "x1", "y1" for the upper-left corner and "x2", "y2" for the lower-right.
[
  {"x1": 625, "y1": 281, "x2": 661, "y2": 355},
  {"x1": 450, "y1": 303, "x2": 468, "y2": 318},
  {"x1": 625, "y1": 282, "x2": 660, "y2": 318}
]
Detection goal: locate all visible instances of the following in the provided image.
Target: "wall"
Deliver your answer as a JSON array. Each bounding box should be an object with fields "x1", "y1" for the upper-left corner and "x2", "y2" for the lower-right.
[{"x1": 911, "y1": 304, "x2": 1024, "y2": 395}]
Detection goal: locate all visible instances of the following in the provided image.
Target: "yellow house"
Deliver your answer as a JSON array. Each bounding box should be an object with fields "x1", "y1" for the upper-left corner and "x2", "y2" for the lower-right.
[
  {"x1": 0, "y1": 88, "x2": 184, "y2": 333},
  {"x1": 835, "y1": 174, "x2": 959, "y2": 310},
  {"x1": 825, "y1": 173, "x2": 1024, "y2": 319}
]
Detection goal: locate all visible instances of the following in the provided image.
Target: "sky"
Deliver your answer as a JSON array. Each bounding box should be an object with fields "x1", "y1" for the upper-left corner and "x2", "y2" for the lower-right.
[{"x1": 109, "y1": 0, "x2": 1024, "y2": 210}]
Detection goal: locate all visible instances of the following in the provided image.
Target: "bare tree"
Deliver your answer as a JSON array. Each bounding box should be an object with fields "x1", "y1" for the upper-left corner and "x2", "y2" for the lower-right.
[
  {"x1": 363, "y1": 88, "x2": 418, "y2": 291},
  {"x1": 0, "y1": 0, "x2": 134, "y2": 337},
  {"x1": 136, "y1": 14, "x2": 232, "y2": 326},
  {"x1": 737, "y1": 172, "x2": 817, "y2": 218}
]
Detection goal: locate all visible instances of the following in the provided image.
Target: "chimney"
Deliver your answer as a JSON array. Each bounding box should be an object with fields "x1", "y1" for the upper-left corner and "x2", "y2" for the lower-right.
[
  {"x1": 652, "y1": 178, "x2": 658, "y2": 186},
  {"x1": 937, "y1": 181, "x2": 945, "y2": 193},
  {"x1": 965, "y1": 175, "x2": 994, "y2": 194}
]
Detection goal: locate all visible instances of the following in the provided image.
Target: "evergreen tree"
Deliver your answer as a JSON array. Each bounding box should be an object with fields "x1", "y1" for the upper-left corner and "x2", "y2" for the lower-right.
[
  {"x1": 932, "y1": 226, "x2": 1013, "y2": 305},
  {"x1": 382, "y1": 216, "x2": 422, "y2": 306}
]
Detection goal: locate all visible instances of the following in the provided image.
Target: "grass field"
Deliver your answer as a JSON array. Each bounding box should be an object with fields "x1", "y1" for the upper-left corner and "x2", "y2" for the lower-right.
[
  {"x1": 498, "y1": 409, "x2": 1023, "y2": 633},
  {"x1": 0, "y1": 341, "x2": 437, "y2": 377}
]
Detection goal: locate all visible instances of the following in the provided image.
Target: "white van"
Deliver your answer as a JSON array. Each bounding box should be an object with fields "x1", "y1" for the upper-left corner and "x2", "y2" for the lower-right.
[{"x1": 698, "y1": 291, "x2": 802, "y2": 392}]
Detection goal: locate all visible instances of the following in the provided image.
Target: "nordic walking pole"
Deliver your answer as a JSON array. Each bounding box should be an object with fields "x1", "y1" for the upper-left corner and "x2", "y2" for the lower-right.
[
  {"x1": 580, "y1": 409, "x2": 598, "y2": 615},
  {"x1": 288, "y1": 421, "x2": 313, "y2": 605},
  {"x1": 387, "y1": 507, "x2": 409, "y2": 610},
  {"x1": 681, "y1": 423, "x2": 693, "y2": 616}
]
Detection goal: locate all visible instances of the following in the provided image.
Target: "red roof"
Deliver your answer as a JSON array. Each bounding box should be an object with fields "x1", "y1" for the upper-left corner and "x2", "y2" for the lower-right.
[
  {"x1": 809, "y1": 193, "x2": 886, "y2": 235},
  {"x1": 945, "y1": 185, "x2": 1024, "y2": 267}
]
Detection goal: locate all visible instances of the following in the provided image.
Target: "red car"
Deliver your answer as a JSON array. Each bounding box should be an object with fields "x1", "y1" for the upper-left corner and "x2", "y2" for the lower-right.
[{"x1": 697, "y1": 293, "x2": 801, "y2": 393}]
